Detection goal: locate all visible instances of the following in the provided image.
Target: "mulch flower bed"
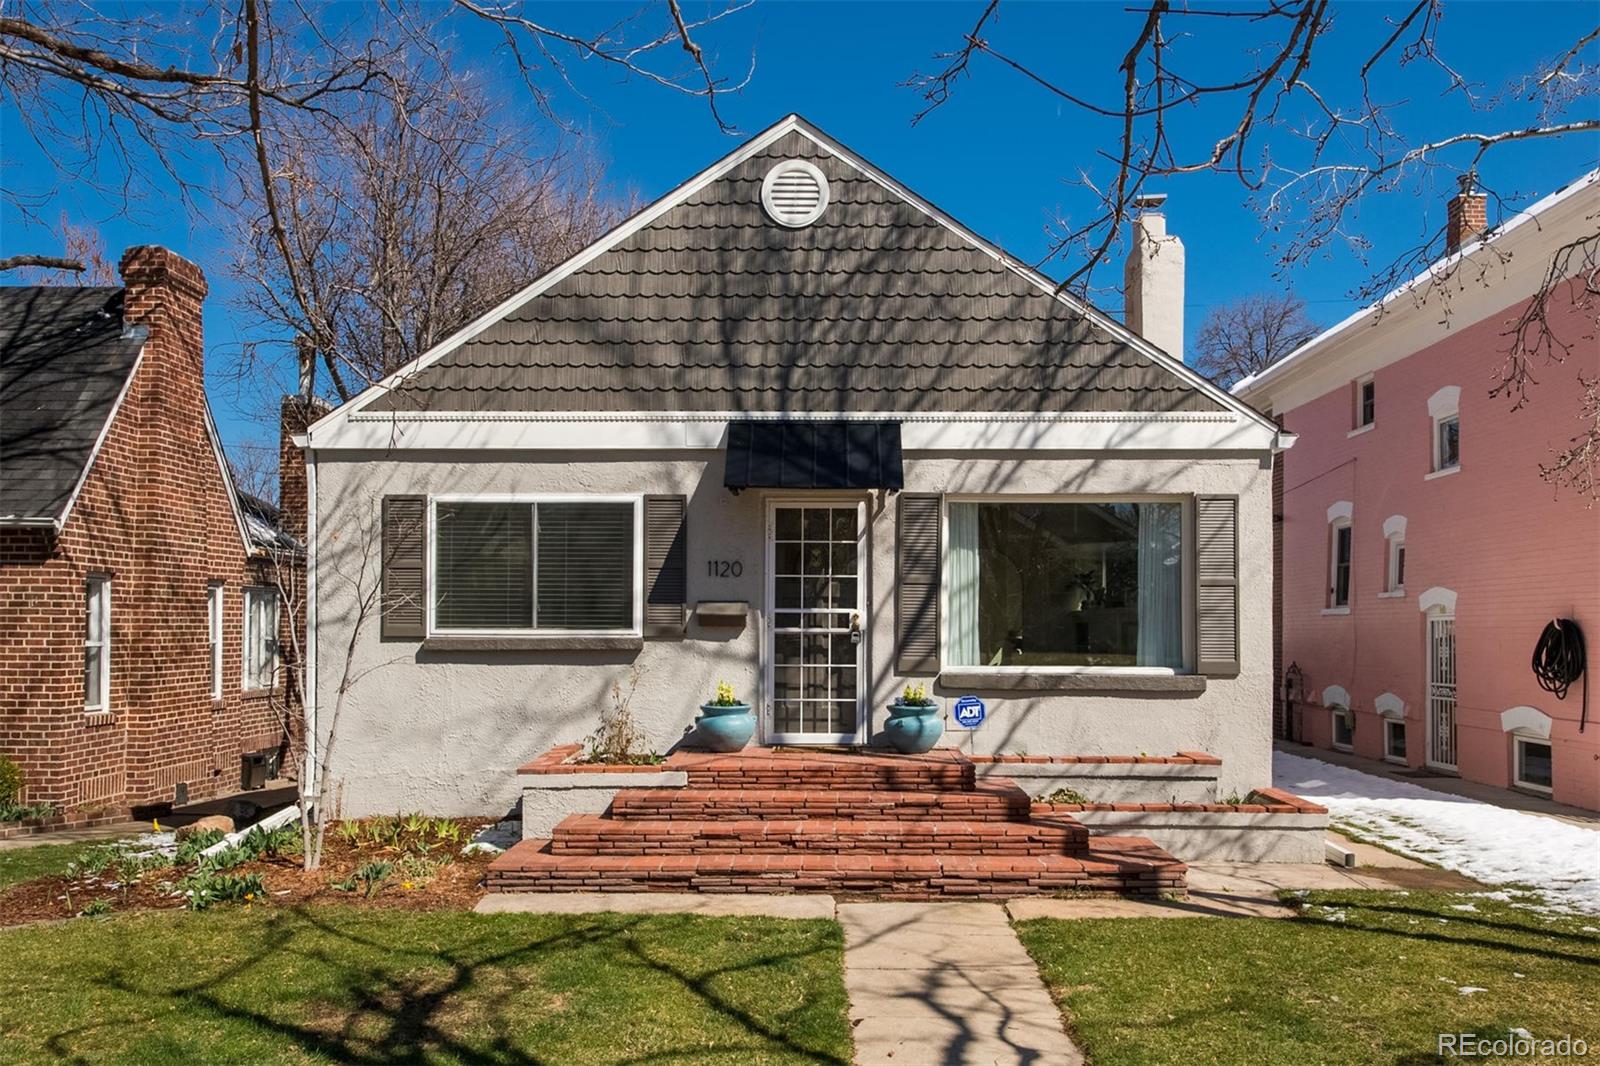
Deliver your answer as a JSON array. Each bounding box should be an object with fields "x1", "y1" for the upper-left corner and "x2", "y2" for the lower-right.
[{"x1": 0, "y1": 817, "x2": 501, "y2": 927}]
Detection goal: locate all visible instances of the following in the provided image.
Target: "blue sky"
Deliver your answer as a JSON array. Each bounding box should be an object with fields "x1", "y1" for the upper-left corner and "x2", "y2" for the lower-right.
[{"x1": 3, "y1": 1, "x2": 1597, "y2": 468}]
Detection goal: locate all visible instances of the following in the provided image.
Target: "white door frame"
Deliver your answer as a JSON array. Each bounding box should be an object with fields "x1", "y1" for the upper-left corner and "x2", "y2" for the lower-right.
[
  {"x1": 762, "y1": 496, "x2": 869, "y2": 745},
  {"x1": 1426, "y1": 611, "x2": 1458, "y2": 771}
]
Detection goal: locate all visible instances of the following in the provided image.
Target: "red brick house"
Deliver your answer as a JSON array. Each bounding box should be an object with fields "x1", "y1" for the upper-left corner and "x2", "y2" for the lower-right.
[{"x1": 0, "y1": 246, "x2": 300, "y2": 822}]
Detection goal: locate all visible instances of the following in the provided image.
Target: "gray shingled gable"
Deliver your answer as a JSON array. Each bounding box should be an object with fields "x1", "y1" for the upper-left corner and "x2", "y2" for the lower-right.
[
  {"x1": 0, "y1": 287, "x2": 145, "y2": 522},
  {"x1": 368, "y1": 125, "x2": 1223, "y2": 415}
]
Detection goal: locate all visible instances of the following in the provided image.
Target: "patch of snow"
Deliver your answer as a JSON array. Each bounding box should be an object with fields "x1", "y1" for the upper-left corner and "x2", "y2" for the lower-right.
[
  {"x1": 1450, "y1": 903, "x2": 1479, "y2": 912},
  {"x1": 464, "y1": 820, "x2": 520, "y2": 855},
  {"x1": 1275, "y1": 751, "x2": 1600, "y2": 916},
  {"x1": 1457, "y1": 986, "x2": 1487, "y2": 996}
]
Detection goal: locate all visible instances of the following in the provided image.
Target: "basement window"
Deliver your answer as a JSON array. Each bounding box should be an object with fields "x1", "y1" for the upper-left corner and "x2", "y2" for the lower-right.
[
  {"x1": 1331, "y1": 706, "x2": 1355, "y2": 750},
  {"x1": 84, "y1": 576, "x2": 111, "y2": 712},
  {"x1": 1514, "y1": 737, "x2": 1553, "y2": 795},
  {"x1": 1384, "y1": 719, "x2": 1407, "y2": 763}
]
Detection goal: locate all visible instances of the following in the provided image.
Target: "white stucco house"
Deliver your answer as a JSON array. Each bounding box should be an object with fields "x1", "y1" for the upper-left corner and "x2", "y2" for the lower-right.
[{"x1": 301, "y1": 115, "x2": 1289, "y2": 819}]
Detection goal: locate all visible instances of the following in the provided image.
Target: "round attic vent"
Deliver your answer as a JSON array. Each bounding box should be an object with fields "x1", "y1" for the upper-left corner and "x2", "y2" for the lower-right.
[{"x1": 761, "y1": 160, "x2": 829, "y2": 227}]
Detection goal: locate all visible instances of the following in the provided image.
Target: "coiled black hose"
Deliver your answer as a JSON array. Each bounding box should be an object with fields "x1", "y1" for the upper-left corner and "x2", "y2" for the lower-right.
[{"x1": 1532, "y1": 619, "x2": 1587, "y2": 732}]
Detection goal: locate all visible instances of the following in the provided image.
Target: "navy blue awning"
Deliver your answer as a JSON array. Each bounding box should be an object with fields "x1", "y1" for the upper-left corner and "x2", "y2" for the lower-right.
[{"x1": 724, "y1": 421, "x2": 904, "y2": 491}]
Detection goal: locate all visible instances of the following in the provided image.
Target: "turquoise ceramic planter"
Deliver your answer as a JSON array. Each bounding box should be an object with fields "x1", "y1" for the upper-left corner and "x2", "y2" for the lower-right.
[
  {"x1": 695, "y1": 702, "x2": 755, "y2": 752},
  {"x1": 883, "y1": 701, "x2": 944, "y2": 754}
]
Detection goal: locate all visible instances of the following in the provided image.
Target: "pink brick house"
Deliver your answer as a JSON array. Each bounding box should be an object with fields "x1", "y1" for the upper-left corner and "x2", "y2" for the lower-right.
[{"x1": 1235, "y1": 171, "x2": 1600, "y2": 811}]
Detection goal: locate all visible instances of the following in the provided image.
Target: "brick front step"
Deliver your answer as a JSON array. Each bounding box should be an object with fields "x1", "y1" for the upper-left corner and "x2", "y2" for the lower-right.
[
  {"x1": 549, "y1": 813, "x2": 1091, "y2": 855},
  {"x1": 669, "y1": 748, "x2": 975, "y2": 792},
  {"x1": 488, "y1": 836, "x2": 1185, "y2": 899},
  {"x1": 609, "y1": 779, "x2": 1034, "y2": 822}
]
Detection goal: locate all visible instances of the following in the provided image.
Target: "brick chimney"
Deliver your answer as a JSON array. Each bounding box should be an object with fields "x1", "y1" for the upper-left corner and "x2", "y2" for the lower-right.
[
  {"x1": 1446, "y1": 172, "x2": 1488, "y2": 254},
  {"x1": 277, "y1": 338, "x2": 328, "y2": 548},
  {"x1": 1123, "y1": 194, "x2": 1186, "y2": 361}
]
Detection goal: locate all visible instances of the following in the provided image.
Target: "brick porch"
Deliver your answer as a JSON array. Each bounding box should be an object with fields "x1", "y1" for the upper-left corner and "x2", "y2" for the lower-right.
[{"x1": 488, "y1": 747, "x2": 1187, "y2": 899}]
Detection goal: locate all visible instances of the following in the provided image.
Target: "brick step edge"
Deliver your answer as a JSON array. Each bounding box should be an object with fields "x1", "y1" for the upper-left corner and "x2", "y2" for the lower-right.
[
  {"x1": 608, "y1": 781, "x2": 1034, "y2": 822},
  {"x1": 488, "y1": 837, "x2": 1186, "y2": 899},
  {"x1": 550, "y1": 813, "x2": 1091, "y2": 855}
]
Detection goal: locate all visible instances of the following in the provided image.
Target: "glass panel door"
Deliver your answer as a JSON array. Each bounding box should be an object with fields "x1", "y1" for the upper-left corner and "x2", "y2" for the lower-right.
[{"x1": 768, "y1": 503, "x2": 863, "y2": 742}]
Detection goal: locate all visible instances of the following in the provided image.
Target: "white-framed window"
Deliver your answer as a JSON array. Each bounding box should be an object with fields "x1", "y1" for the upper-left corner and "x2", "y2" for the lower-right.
[
  {"x1": 243, "y1": 587, "x2": 279, "y2": 691},
  {"x1": 1354, "y1": 375, "x2": 1376, "y2": 429},
  {"x1": 1513, "y1": 737, "x2": 1553, "y2": 794},
  {"x1": 1384, "y1": 719, "x2": 1407, "y2": 763},
  {"x1": 1427, "y1": 385, "x2": 1461, "y2": 476},
  {"x1": 1331, "y1": 706, "x2": 1355, "y2": 750},
  {"x1": 1329, "y1": 524, "x2": 1352, "y2": 608},
  {"x1": 428, "y1": 496, "x2": 644, "y2": 636},
  {"x1": 1386, "y1": 535, "x2": 1406, "y2": 593},
  {"x1": 940, "y1": 496, "x2": 1188, "y2": 672},
  {"x1": 207, "y1": 583, "x2": 224, "y2": 700},
  {"x1": 84, "y1": 576, "x2": 111, "y2": 712}
]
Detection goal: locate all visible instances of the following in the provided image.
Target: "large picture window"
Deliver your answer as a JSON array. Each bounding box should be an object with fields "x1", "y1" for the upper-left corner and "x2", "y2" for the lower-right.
[
  {"x1": 432, "y1": 499, "x2": 639, "y2": 633},
  {"x1": 945, "y1": 500, "x2": 1184, "y2": 669}
]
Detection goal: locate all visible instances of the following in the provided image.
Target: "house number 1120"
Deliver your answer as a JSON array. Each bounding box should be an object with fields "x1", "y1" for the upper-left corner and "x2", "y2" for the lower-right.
[{"x1": 707, "y1": 560, "x2": 743, "y2": 578}]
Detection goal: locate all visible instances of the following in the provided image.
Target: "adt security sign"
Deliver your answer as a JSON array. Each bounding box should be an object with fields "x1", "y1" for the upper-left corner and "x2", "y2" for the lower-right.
[{"x1": 952, "y1": 695, "x2": 986, "y2": 729}]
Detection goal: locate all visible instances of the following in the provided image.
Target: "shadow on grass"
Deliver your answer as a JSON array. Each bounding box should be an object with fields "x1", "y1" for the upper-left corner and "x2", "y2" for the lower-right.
[
  {"x1": 1298, "y1": 896, "x2": 1600, "y2": 969},
  {"x1": 56, "y1": 907, "x2": 848, "y2": 1065}
]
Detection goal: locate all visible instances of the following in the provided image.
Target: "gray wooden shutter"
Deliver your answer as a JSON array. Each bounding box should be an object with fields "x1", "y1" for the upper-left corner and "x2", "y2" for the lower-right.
[
  {"x1": 896, "y1": 493, "x2": 942, "y2": 675},
  {"x1": 1196, "y1": 495, "x2": 1240, "y2": 677},
  {"x1": 380, "y1": 495, "x2": 426, "y2": 640},
  {"x1": 643, "y1": 494, "x2": 687, "y2": 637}
]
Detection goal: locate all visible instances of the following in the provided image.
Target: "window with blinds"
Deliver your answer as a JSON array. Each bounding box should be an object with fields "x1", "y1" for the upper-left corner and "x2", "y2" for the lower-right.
[{"x1": 433, "y1": 500, "x2": 637, "y2": 632}]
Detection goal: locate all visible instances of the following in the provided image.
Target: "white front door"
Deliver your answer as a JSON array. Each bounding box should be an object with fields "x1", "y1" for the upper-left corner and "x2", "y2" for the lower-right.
[
  {"x1": 1427, "y1": 614, "x2": 1458, "y2": 770},
  {"x1": 764, "y1": 501, "x2": 866, "y2": 744}
]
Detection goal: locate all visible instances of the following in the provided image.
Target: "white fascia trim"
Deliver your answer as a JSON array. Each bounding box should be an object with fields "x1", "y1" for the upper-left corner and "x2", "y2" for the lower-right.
[
  {"x1": 1233, "y1": 167, "x2": 1600, "y2": 402},
  {"x1": 309, "y1": 113, "x2": 1275, "y2": 446},
  {"x1": 201, "y1": 394, "x2": 260, "y2": 557},
  {"x1": 308, "y1": 411, "x2": 1277, "y2": 454},
  {"x1": 51, "y1": 346, "x2": 146, "y2": 533}
]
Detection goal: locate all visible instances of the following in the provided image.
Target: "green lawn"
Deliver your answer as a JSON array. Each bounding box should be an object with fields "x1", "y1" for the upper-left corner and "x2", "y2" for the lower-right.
[
  {"x1": 1016, "y1": 891, "x2": 1600, "y2": 1066},
  {"x1": 0, "y1": 906, "x2": 852, "y2": 1065},
  {"x1": 0, "y1": 839, "x2": 125, "y2": 889}
]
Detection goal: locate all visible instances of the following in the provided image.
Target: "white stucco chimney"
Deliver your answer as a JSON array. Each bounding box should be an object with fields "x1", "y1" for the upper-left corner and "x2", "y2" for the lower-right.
[{"x1": 1123, "y1": 194, "x2": 1185, "y2": 361}]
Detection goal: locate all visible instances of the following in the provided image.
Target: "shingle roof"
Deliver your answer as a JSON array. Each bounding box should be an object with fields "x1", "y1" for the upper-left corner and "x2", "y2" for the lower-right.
[
  {"x1": 0, "y1": 287, "x2": 145, "y2": 523},
  {"x1": 368, "y1": 124, "x2": 1224, "y2": 416}
]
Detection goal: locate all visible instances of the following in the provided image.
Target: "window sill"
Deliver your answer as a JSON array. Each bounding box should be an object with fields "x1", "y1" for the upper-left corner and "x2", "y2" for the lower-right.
[
  {"x1": 1321, "y1": 607, "x2": 1351, "y2": 616},
  {"x1": 937, "y1": 669, "x2": 1206, "y2": 695},
  {"x1": 1346, "y1": 423, "x2": 1376, "y2": 438},
  {"x1": 241, "y1": 688, "x2": 275, "y2": 700},
  {"x1": 422, "y1": 634, "x2": 644, "y2": 653},
  {"x1": 1512, "y1": 783, "x2": 1554, "y2": 798},
  {"x1": 83, "y1": 710, "x2": 115, "y2": 728},
  {"x1": 1376, "y1": 590, "x2": 1406, "y2": 599},
  {"x1": 1331, "y1": 743, "x2": 1354, "y2": 753},
  {"x1": 1425, "y1": 466, "x2": 1461, "y2": 481},
  {"x1": 1383, "y1": 754, "x2": 1408, "y2": 765}
]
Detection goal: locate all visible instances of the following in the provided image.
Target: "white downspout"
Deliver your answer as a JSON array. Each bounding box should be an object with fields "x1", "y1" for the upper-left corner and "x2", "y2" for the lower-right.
[{"x1": 303, "y1": 446, "x2": 319, "y2": 809}]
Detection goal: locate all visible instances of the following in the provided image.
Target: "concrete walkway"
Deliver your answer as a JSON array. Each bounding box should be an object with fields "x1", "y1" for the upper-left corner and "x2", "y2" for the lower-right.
[{"x1": 840, "y1": 901, "x2": 1083, "y2": 1066}]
